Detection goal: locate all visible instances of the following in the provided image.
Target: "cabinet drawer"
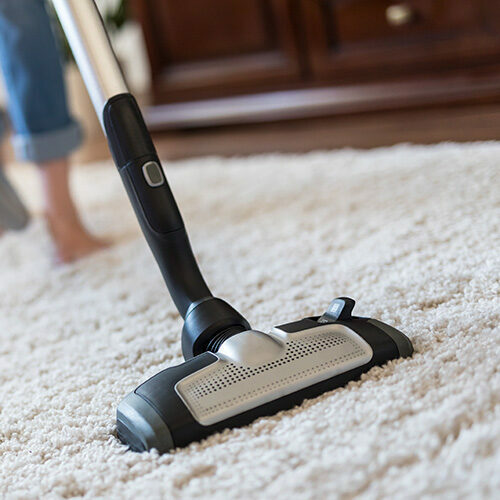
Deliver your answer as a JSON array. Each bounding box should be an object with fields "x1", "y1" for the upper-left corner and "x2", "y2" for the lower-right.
[
  {"x1": 333, "y1": 0, "x2": 491, "y2": 47},
  {"x1": 303, "y1": 0, "x2": 500, "y2": 82}
]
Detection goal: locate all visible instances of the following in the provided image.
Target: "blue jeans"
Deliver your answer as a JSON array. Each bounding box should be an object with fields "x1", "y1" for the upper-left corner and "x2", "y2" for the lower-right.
[{"x1": 0, "y1": 0, "x2": 82, "y2": 163}]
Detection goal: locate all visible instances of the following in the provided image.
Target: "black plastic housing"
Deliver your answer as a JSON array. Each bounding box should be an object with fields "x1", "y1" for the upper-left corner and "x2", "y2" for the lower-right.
[{"x1": 182, "y1": 297, "x2": 250, "y2": 359}]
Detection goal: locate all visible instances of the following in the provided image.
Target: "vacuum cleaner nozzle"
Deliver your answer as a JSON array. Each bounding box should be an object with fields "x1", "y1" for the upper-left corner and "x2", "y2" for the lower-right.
[{"x1": 117, "y1": 298, "x2": 412, "y2": 453}]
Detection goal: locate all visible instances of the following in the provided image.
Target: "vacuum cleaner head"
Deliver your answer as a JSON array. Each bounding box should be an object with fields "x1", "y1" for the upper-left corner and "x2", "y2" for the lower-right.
[
  {"x1": 117, "y1": 298, "x2": 412, "y2": 453},
  {"x1": 103, "y1": 96, "x2": 414, "y2": 454}
]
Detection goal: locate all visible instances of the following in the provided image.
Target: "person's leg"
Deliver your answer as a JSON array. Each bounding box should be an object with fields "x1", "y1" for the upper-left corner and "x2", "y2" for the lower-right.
[
  {"x1": 0, "y1": 110, "x2": 30, "y2": 233},
  {"x1": 0, "y1": 0, "x2": 107, "y2": 262},
  {"x1": 0, "y1": 166, "x2": 30, "y2": 233},
  {"x1": 40, "y1": 158, "x2": 107, "y2": 263}
]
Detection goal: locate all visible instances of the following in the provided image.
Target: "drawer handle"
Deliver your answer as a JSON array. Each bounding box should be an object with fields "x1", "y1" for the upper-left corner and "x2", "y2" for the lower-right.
[{"x1": 386, "y1": 3, "x2": 414, "y2": 26}]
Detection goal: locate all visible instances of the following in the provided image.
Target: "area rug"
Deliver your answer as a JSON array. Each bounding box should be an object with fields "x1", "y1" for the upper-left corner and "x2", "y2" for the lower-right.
[{"x1": 0, "y1": 142, "x2": 498, "y2": 499}]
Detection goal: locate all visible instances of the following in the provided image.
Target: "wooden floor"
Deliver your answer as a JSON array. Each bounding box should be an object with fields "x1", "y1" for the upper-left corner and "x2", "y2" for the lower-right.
[
  {"x1": 152, "y1": 103, "x2": 500, "y2": 160},
  {"x1": 4, "y1": 102, "x2": 499, "y2": 165}
]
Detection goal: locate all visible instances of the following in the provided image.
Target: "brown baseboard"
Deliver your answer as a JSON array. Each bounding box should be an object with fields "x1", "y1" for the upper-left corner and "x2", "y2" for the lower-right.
[
  {"x1": 144, "y1": 71, "x2": 500, "y2": 130},
  {"x1": 151, "y1": 102, "x2": 500, "y2": 160}
]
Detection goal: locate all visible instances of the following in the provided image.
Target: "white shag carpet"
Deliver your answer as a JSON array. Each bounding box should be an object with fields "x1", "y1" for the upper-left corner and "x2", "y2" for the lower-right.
[{"x1": 0, "y1": 142, "x2": 499, "y2": 499}]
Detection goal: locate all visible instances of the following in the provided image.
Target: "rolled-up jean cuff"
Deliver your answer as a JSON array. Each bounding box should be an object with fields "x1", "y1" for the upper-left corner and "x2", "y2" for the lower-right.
[{"x1": 12, "y1": 119, "x2": 83, "y2": 163}]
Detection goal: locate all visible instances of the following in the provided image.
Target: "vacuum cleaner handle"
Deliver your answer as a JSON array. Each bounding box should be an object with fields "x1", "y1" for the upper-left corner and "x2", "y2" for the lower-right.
[
  {"x1": 103, "y1": 93, "x2": 212, "y2": 318},
  {"x1": 52, "y1": 0, "x2": 250, "y2": 355}
]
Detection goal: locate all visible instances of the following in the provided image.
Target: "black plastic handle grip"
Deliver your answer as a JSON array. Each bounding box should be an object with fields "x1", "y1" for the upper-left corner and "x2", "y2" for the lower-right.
[
  {"x1": 103, "y1": 93, "x2": 250, "y2": 357},
  {"x1": 103, "y1": 94, "x2": 212, "y2": 317}
]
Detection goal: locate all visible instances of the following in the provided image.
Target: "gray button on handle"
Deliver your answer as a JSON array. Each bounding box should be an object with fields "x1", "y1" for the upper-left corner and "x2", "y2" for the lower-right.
[{"x1": 142, "y1": 161, "x2": 165, "y2": 187}]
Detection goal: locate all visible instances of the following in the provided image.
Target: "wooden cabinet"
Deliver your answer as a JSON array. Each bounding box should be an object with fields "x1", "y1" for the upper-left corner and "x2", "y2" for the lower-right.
[
  {"x1": 131, "y1": 0, "x2": 302, "y2": 102},
  {"x1": 131, "y1": 0, "x2": 500, "y2": 128}
]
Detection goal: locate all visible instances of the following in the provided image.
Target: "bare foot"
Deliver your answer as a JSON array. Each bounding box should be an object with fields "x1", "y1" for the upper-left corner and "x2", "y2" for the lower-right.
[
  {"x1": 45, "y1": 211, "x2": 108, "y2": 264},
  {"x1": 39, "y1": 158, "x2": 109, "y2": 264}
]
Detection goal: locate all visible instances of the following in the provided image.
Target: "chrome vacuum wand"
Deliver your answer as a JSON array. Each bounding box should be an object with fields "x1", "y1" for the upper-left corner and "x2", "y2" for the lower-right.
[
  {"x1": 51, "y1": 0, "x2": 127, "y2": 124},
  {"x1": 53, "y1": 0, "x2": 413, "y2": 454}
]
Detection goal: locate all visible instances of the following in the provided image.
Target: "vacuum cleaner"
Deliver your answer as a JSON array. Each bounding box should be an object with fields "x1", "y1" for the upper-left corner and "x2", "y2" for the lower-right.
[{"x1": 53, "y1": 0, "x2": 413, "y2": 453}]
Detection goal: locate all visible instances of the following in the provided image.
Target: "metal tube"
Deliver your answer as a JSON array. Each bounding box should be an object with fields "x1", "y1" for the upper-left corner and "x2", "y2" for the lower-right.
[{"x1": 51, "y1": 0, "x2": 128, "y2": 126}]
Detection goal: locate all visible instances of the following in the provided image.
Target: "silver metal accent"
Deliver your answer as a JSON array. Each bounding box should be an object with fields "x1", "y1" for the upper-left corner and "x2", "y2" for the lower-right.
[
  {"x1": 142, "y1": 161, "x2": 165, "y2": 187},
  {"x1": 386, "y1": 4, "x2": 414, "y2": 26},
  {"x1": 175, "y1": 324, "x2": 373, "y2": 426},
  {"x1": 51, "y1": 0, "x2": 128, "y2": 127},
  {"x1": 217, "y1": 330, "x2": 285, "y2": 367}
]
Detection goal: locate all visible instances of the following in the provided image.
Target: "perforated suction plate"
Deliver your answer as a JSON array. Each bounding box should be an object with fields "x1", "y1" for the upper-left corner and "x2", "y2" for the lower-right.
[{"x1": 175, "y1": 324, "x2": 373, "y2": 426}]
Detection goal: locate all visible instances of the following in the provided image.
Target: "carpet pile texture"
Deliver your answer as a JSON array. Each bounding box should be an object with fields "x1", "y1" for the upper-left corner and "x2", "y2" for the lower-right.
[{"x1": 0, "y1": 142, "x2": 499, "y2": 499}]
